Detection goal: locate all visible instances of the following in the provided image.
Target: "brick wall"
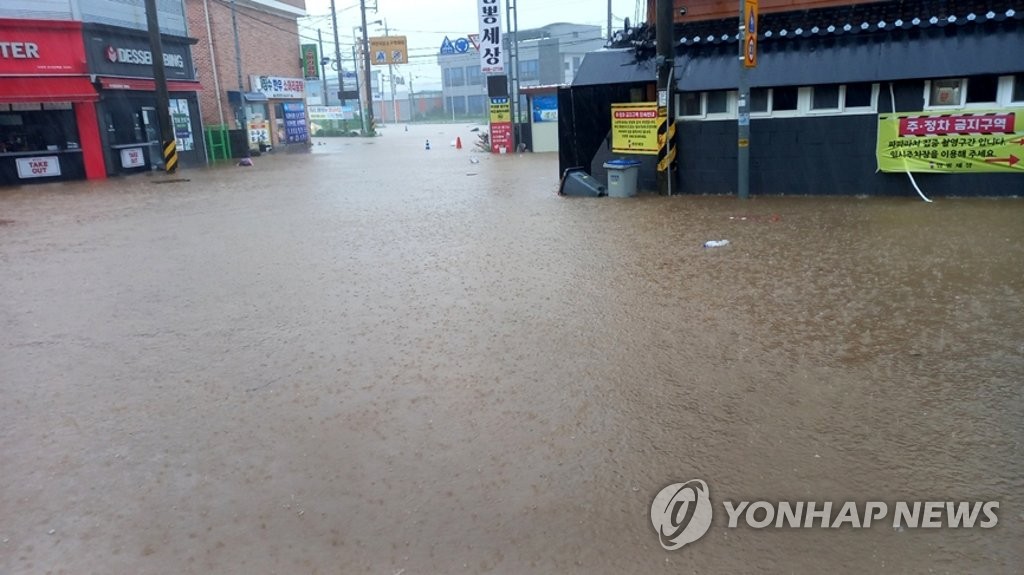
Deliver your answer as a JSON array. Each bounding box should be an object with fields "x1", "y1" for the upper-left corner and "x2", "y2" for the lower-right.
[{"x1": 186, "y1": 0, "x2": 305, "y2": 130}]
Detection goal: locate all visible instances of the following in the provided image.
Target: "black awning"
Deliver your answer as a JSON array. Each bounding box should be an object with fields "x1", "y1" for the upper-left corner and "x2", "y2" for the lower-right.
[
  {"x1": 227, "y1": 91, "x2": 270, "y2": 105},
  {"x1": 676, "y1": 26, "x2": 1024, "y2": 91},
  {"x1": 572, "y1": 49, "x2": 656, "y2": 87}
]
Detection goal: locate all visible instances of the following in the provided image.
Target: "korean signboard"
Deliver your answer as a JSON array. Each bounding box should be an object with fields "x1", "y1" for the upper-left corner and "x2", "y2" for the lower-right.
[
  {"x1": 489, "y1": 97, "x2": 512, "y2": 153},
  {"x1": 250, "y1": 75, "x2": 305, "y2": 99},
  {"x1": 248, "y1": 116, "x2": 269, "y2": 147},
  {"x1": 877, "y1": 109, "x2": 1024, "y2": 173},
  {"x1": 308, "y1": 105, "x2": 354, "y2": 121},
  {"x1": 611, "y1": 102, "x2": 661, "y2": 155},
  {"x1": 477, "y1": 0, "x2": 504, "y2": 75},
  {"x1": 301, "y1": 43, "x2": 319, "y2": 80},
  {"x1": 282, "y1": 102, "x2": 309, "y2": 144},
  {"x1": 368, "y1": 36, "x2": 408, "y2": 65}
]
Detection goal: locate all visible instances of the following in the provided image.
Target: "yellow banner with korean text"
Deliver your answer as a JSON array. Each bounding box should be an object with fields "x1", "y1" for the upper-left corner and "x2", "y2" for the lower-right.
[
  {"x1": 611, "y1": 102, "x2": 662, "y2": 155},
  {"x1": 877, "y1": 109, "x2": 1024, "y2": 173}
]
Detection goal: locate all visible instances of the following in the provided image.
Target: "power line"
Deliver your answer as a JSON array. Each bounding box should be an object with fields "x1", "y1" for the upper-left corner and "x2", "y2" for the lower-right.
[{"x1": 213, "y1": 0, "x2": 323, "y2": 44}]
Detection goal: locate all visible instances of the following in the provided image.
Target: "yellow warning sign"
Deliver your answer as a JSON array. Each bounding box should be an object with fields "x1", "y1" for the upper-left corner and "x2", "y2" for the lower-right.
[
  {"x1": 611, "y1": 102, "x2": 661, "y2": 155},
  {"x1": 368, "y1": 36, "x2": 408, "y2": 65}
]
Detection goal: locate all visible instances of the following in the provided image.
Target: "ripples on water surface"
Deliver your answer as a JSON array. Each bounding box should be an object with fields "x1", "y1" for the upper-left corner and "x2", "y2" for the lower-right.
[{"x1": 1, "y1": 125, "x2": 1021, "y2": 573}]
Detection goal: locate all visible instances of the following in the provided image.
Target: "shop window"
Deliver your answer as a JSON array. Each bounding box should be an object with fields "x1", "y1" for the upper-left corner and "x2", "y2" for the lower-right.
[
  {"x1": 811, "y1": 85, "x2": 840, "y2": 110},
  {"x1": 750, "y1": 88, "x2": 769, "y2": 113},
  {"x1": 0, "y1": 107, "x2": 78, "y2": 153},
  {"x1": 930, "y1": 79, "x2": 963, "y2": 106},
  {"x1": 845, "y1": 83, "x2": 873, "y2": 108},
  {"x1": 772, "y1": 87, "x2": 798, "y2": 111},
  {"x1": 706, "y1": 91, "x2": 729, "y2": 114},
  {"x1": 965, "y1": 75, "x2": 998, "y2": 104},
  {"x1": 680, "y1": 92, "x2": 701, "y2": 116},
  {"x1": 1014, "y1": 75, "x2": 1024, "y2": 102}
]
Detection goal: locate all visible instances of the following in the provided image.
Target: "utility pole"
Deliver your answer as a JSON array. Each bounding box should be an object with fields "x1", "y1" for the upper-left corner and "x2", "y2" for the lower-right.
[
  {"x1": 144, "y1": 0, "x2": 177, "y2": 172},
  {"x1": 656, "y1": 0, "x2": 673, "y2": 194},
  {"x1": 607, "y1": 0, "x2": 613, "y2": 40},
  {"x1": 384, "y1": 20, "x2": 397, "y2": 125},
  {"x1": 737, "y1": 0, "x2": 754, "y2": 199},
  {"x1": 352, "y1": 44, "x2": 362, "y2": 130},
  {"x1": 318, "y1": 29, "x2": 329, "y2": 105},
  {"x1": 408, "y1": 75, "x2": 415, "y2": 122},
  {"x1": 330, "y1": 0, "x2": 345, "y2": 107},
  {"x1": 359, "y1": 0, "x2": 375, "y2": 135},
  {"x1": 505, "y1": 0, "x2": 519, "y2": 150},
  {"x1": 230, "y1": 0, "x2": 246, "y2": 137}
]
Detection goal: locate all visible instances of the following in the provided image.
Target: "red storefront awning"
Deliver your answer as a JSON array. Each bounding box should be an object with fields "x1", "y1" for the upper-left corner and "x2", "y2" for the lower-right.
[
  {"x1": 0, "y1": 76, "x2": 98, "y2": 102},
  {"x1": 98, "y1": 77, "x2": 203, "y2": 92}
]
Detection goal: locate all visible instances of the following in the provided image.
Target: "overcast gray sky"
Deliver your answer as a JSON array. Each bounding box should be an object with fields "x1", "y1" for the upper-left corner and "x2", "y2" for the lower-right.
[{"x1": 298, "y1": 0, "x2": 645, "y2": 91}]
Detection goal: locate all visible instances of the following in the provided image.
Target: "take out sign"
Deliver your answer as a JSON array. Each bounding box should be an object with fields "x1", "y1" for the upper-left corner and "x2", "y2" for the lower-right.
[{"x1": 16, "y1": 156, "x2": 61, "y2": 178}]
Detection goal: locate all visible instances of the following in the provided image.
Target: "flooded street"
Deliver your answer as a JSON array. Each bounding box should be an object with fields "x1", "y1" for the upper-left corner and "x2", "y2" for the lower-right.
[{"x1": 1, "y1": 123, "x2": 1022, "y2": 574}]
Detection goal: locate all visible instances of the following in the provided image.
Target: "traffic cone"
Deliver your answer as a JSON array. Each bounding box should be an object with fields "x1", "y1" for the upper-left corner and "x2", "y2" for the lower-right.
[
  {"x1": 425, "y1": 139, "x2": 431, "y2": 150},
  {"x1": 456, "y1": 137, "x2": 462, "y2": 150}
]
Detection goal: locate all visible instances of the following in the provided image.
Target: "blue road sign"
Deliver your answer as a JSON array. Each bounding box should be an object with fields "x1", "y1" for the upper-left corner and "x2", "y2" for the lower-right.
[
  {"x1": 439, "y1": 36, "x2": 455, "y2": 55},
  {"x1": 454, "y1": 37, "x2": 470, "y2": 53}
]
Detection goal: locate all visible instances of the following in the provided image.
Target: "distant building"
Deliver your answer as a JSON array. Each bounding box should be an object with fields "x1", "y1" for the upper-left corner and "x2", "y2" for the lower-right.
[{"x1": 437, "y1": 22, "x2": 605, "y2": 120}]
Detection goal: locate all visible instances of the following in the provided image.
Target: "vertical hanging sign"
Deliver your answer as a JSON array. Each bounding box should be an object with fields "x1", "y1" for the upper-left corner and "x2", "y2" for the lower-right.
[
  {"x1": 744, "y1": 0, "x2": 758, "y2": 68},
  {"x1": 478, "y1": 0, "x2": 504, "y2": 75},
  {"x1": 301, "y1": 44, "x2": 320, "y2": 80}
]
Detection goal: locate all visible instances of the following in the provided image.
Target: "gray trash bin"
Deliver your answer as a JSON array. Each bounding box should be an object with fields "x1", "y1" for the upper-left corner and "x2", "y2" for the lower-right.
[{"x1": 603, "y1": 159, "x2": 642, "y2": 197}]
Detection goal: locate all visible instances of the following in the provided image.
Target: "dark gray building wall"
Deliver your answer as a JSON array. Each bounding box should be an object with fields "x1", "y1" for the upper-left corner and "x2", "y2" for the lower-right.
[{"x1": 676, "y1": 81, "x2": 1024, "y2": 197}]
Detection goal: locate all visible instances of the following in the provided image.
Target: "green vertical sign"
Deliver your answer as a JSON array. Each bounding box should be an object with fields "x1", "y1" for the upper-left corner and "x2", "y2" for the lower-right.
[{"x1": 301, "y1": 44, "x2": 319, "y2": 81}]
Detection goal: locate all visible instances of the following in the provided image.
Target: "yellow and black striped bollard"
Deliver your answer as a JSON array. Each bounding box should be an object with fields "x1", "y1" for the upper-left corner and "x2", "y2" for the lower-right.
[{"x1": 163, "y1": 139, "x2": 178, "y2": 173}]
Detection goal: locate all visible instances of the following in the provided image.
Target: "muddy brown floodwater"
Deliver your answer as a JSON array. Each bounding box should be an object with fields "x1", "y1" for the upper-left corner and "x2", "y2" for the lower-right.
[{"x1": 1, "y1": 124, "x2": 1022, "y2": 574}]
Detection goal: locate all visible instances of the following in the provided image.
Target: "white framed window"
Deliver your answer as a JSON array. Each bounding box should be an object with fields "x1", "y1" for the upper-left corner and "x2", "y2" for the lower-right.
[
  {"x1": 925, "y1": 75, "x2": 1004, "y2": 109},
  {"x1": 750, "y1": 88, "x2": 769, "y2": 114},
  {"x1": 928, "y1": 78, "x2": 964, "y2": 107},
  {"x1": 844, "y1": 82, "x2": 876, "y2": 110},
  {"x1": 1012, "y1": 75, "x2": 1024, "y2": 103},
  {"x1": 678, "y1": 83, "x2": 878, "y2": 120},
  {"x1": 810, "y1": 84, "x2": 841, "y2": 111},
  {"x1": 705, "y1": 90, "x2": 732, "y2": 117},
  {"x1": 677, "y1": 91, "x2": 735, "y2": 118},
  {"x1": 679, "y1": 92, "x2": 702, "y2": 117},
  {"x1": 771, "y1": 86, "x2": 800, "y2": 116}
]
